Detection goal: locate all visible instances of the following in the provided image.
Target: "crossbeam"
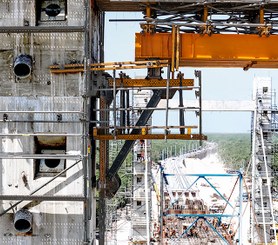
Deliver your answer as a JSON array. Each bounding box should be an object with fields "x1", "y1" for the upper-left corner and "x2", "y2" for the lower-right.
[
  {"x1": 135, "y1": 33, "x2": 278, "y2": 69},
  {"x1": 49, "y1": 60, "x2": 168, "y2": 73},
  {"x1": 93, "y1": 132, "x2": 207, "y2": 140},
  {"x1": 107, "y1": 78, "x2": 194, "y2": 87},
  {"x1": 158, "y1": 100, "x2": 255, "y2": 111}
]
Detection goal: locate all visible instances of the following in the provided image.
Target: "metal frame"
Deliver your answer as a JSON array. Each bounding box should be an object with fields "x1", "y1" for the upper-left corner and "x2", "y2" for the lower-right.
[
  {"x1": 0, "y1": 0, "x2": 94, "y2": 244},
  {"x1": 138, "y1": 2, "x2": 278, "y2": 35},
  {"x1": 99, "y1": 70, "x2": 205, "y2": 184},
  {"x1": 93, "y1": 68, "x2": 205, "y2": 243},
  {"x1": 49, "y1": 60, "x2": 169, "y2": 73},
  {"x1": 163, "y1": 172, "x2": 243, "y2": 244},
  {"x1": 251, "y1": 82, "x2": 278, "y2": 244},
  {"x1": 95, "y1": 2, "x2": 278, "y2": 244},
  {"x1": 0, "y1": 26, "x2": 85, "y2": 33}
]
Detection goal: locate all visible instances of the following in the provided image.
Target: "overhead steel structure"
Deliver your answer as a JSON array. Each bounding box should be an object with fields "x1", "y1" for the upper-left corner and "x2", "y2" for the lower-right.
[{"x1": 133, "y1": 2, "x2": 278, "y2": 69}]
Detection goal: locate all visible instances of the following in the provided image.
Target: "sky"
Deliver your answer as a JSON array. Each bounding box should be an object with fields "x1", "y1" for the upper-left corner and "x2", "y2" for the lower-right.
[{"x1": 104, "y1": 12, "x2": 278, "y2": 133}]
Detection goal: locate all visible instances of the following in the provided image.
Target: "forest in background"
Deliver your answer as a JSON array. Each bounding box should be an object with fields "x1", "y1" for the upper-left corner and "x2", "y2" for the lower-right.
[
  {"x1": 151, "y1": 133, "x2": 252, "y2": 170},
  {"x1": 111, "y1": 133, "x2": 253, "y2": 209},
  {"x1": 100, "y1": 133, "x2": 278, "y2": 217}
]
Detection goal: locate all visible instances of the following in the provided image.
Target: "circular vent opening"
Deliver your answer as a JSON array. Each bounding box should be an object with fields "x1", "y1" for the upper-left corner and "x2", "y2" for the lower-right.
[
  {"x1": 45, "y1": 4, "x2": 61, "y2": 17},
  {"x1": 45, "y1": 159, "x2": 61, "y2": 168},
  {"x1": 14, "y1": 219, "x2": 31, "y2": 233},
  {"x1": 14, "y1": 55, "x2": 32, "y2": 78},
  {"x1": 14, "y1": 210, "x2": 32, "y2": 233}
]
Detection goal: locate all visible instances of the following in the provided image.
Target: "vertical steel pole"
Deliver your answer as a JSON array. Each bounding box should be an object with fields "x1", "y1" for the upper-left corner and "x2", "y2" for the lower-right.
[
  {"x1": 160, "y1": 165, "x2": 164, "y2": 244},
  {"x1": 145, "y1": 139, "x2": 150, "y2": 245},
  {"x1": 99, "y1": 95, "x2": 108, "y2": 245},
  {"x1": 251, "y1": 107, "x2": 257, "y2": 243},
  {"x1": 83, "y1": 0, "x2": 92, "y2": 242},
  {"x1": 238, "y1": 171, "x2": 243, "y2": 245},
  {"x1": 165, "y1": 65, "x2": 170, "y2": 139},
  {"x1": 96, "y1": 8, "x2": 106, "y2": 245},
  {"x1": 178, "y1": 72, "x2": 185, "y2": 134},
  {"x1": 260, "y1": 126, "x2": 278, "y2": 245},
  {"x1": 113, "y1": 69, "x2": 117, "y2": 133},
  {"x1": 120, "y1": 85, "x2": 126, "y2": 133},
  {"x1": 195, "y1": 70, "x2": 202, "y2": 147},
  {"x1": 126, "y1": 90, "x2": 130, "y2": 133}
]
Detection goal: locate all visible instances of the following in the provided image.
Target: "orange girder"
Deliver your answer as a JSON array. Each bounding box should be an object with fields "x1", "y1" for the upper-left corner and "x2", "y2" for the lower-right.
[
  {"x1": 107, "y1": 78, "x2": 194, "y2": 87},
  {"x1": 93, "y1": 133, "x2": 207, "y2": 141},
  {"x1": 135, "y1": 33, "x2": 278, "y2": 69}
]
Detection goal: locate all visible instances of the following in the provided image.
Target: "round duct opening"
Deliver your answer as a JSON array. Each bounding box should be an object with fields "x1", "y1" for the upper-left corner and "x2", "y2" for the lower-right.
[
  {"x1": 45, "y1": 4, "x2": 61, "y2": 17},
  {"x1": 44, "y1": 159, "x2": 61, "y2": 168},
  {"x1": 13, "y1": 55, "x2": 32, "y2": 78},
  {"x1": 14, "y1": 209, "x2": 32, "y2": 233}
]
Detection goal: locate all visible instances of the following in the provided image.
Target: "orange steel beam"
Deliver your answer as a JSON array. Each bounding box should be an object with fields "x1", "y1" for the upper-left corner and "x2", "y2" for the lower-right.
[
  {"x1": 93, "y1": 133, "x2": 207, "y2": 140},
  {"x1": 107, "y1": 78, "x2": 194, "y2": 87},
  {"x1": 49, "y1": 60, "x2": 169, "y2": 73},
  {"x1": 94, "y1": 125, "x2": 198, "y2": 130},
  {"x1": 135, "y1": 33, "x2": 278, "y2": 69}
]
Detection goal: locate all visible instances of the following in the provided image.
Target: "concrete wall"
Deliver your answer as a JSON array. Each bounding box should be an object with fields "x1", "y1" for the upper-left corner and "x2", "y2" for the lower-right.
[{"x1": 0, "y1": 0, "x2": 102, "y2": 244}]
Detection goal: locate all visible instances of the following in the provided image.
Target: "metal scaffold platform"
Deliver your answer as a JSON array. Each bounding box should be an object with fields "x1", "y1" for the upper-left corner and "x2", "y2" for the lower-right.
[{"x1": 92, "y1": 65, "x2": 206, "y2": 244}]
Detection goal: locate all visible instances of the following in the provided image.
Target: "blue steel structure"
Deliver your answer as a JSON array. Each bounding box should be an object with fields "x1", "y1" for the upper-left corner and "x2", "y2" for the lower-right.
[{"x1": 164, "y1": 172, "x2": 243, "y2": 244}]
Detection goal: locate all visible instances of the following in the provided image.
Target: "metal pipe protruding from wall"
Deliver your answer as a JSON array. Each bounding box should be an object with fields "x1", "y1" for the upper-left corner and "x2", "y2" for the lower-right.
[
  {"x1": 13, "y1": 54, "x2": 32, "y2": 78},
  {"x1": 14, "y1": 209, "x2": 32, "y2": 233}
]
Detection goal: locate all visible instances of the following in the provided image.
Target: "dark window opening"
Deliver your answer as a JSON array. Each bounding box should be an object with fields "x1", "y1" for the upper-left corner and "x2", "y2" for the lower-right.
[
  {"x1": 263, "y1": 132, "x2": 269, "y2": 140},
  {"x1": 34, "y1": 136, "x2": 66, "y2": 178},
  {"x1": 45, "y1": 158, "x2": 61, "y2": 168},
  {"x1": 137, "y1": 176, "x2": 142, "y2": 183},
  {"x1": 262, "y1": 179, "x2": 267, "y2": 184}
]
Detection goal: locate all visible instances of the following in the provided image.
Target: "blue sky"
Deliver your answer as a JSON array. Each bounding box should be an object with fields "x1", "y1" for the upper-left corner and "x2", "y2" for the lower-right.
[{"x1": 104, "y1": 12, "x2": 278, "y2": 133}]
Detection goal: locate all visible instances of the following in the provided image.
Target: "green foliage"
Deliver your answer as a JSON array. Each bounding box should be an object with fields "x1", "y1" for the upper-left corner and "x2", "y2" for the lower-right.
[
  {"x1": 151, "y1": 134, "x2": 252, "y2": 170},
  {"x1": 208, "y1": 133, "x2": 251, "y2": 170},
  {"x1": 151, "y1": 140, "x2": 199, "y2": 162},
  {"x1": 101, "y1": 134, "x2": 252, "y2": 213}
]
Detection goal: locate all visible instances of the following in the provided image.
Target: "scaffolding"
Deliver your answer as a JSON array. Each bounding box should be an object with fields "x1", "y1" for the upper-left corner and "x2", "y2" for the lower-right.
[
  {"x1": 251, "y1": 77, "x2": 278, "y2": 244},
  {"x1": 0, "y1": 1, "x2": 106, "y2": 244},
  {"x1": 92, "y1": 64, "x2": 206, "y2": 245},
  {"x1": 131, "y1": 90, "x2": 152, "y2": 244},
  {"x1": 159, "y1": 155, "x2": 243, "y2": 245}
]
